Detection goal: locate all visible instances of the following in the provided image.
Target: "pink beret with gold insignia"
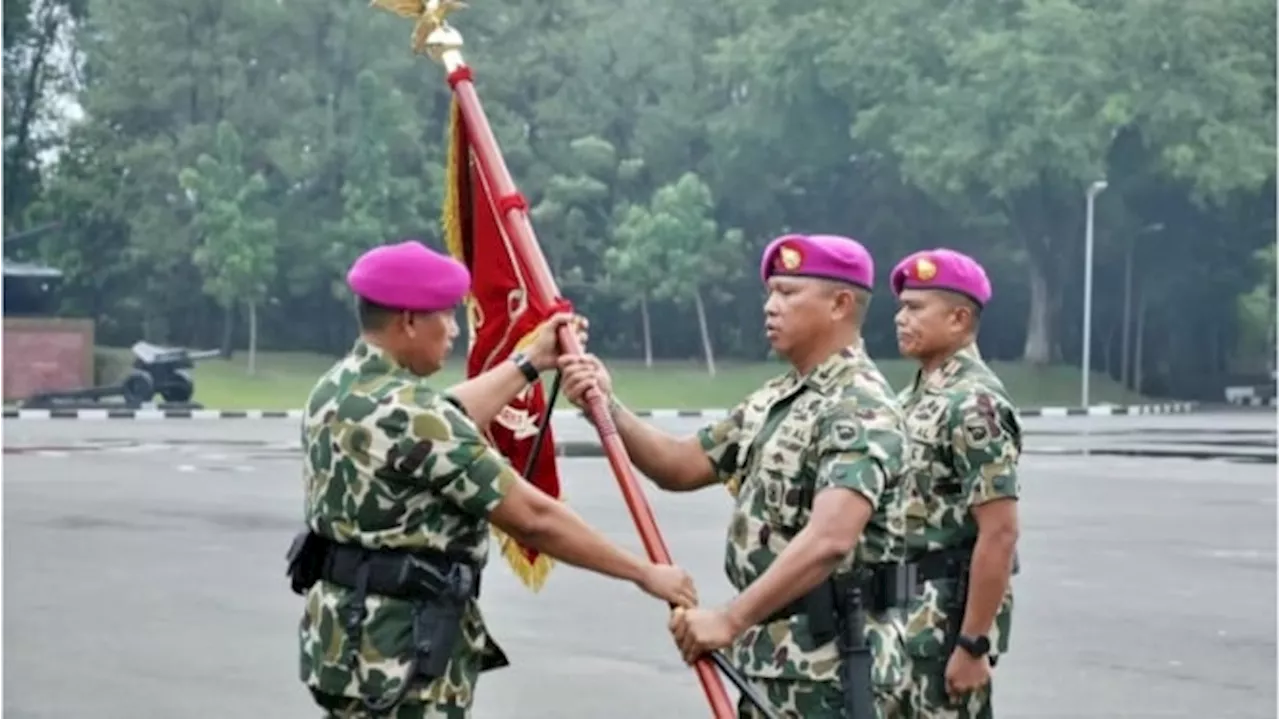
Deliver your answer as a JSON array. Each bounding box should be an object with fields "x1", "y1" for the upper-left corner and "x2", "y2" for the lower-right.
[
  {"x1": 890, "y1": 248, "x2": 992, "y2": 307},
  {"x1": 759, "y1": 234, "x2": 875, "y2": 290}
]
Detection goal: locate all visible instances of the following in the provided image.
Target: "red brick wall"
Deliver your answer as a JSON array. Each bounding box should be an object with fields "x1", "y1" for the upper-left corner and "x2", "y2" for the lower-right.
[{"x1": 3, "y1": 318, "x2": 95, "y2": 401}]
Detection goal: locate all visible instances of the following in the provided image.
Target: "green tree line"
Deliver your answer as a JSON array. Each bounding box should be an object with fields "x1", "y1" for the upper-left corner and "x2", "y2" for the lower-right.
[{"x1": 4, "y1": 0, "x2": 1276, "y2": 398}]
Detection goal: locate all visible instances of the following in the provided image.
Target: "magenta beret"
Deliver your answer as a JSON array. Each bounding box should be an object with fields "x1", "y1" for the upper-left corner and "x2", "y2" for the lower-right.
[
  {"x1": 346, "y1": 240, "x2": 471, "y2": 312},
  {"x1": 890, "y1": 248, "x2": 992, "y2": 307},
  {"x1": 759, "y1": 234, "x2": 875, "y2": 290}
]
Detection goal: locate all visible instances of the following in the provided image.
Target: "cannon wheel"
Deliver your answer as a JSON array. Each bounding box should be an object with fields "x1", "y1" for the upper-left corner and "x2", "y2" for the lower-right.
[
  {"x1": 159, "y1": 368, "x2": 194, "y2": 404},
  {"x1": 121, "y1": 370, "x2": 156, "y2": 405}
]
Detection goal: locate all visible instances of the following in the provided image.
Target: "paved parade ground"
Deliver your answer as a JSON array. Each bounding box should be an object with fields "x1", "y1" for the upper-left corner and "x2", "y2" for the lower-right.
[{"x1": 3, "y1": 411, "x2": 1277, "y2": 718}]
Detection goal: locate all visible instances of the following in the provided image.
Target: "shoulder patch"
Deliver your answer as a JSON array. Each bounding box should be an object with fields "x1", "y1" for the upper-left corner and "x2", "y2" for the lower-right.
[{"x1": 828, "y1": 416, "x2": 866, "y2": 452}]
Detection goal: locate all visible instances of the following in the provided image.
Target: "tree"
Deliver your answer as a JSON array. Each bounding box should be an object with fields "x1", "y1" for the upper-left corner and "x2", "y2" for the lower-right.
[
  {"x1": 319, "y1": 69, "x2": 429, "y2": 305},
  {"x1": 619, "y1": 172, "x2": 744, "y2": 375},
  {"x1": 836, "y1": 0, "x2": 1122, "y2": 364},
  {"x1": 178, "y1": 121, "x2": 277, "y2": 374},
  {"x1": 26, "y1": 120, "x2": 138, "y2": 340},
  {"x1": 606, "y1": 208, "x2": 663, "y2": 366},
  {"x1": 15, "y1": 0, "x2": 1275, "y2": 399},
  {"x1": 3, "y1": 0, "x2": 88, "y2": 232},
  {"x1": 1236, "y1": 242, "x2": 1278, "y2": 374},
  {"x1": 530, "y1": 135, "x2": 643, "y2": 287}
]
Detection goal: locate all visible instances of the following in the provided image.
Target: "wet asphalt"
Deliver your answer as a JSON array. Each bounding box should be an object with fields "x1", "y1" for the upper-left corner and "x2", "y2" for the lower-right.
[{"x1": 2, "y1": 410, "x2": 1276, "y2": 718}]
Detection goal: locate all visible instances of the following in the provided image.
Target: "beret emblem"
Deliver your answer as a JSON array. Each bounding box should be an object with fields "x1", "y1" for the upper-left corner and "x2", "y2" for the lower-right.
[
  {"x1": 915, "y1": 257, "x2": 937, "y2": 281},
  {"x1": 778, "y1": 245, "x2": 803, "y2": 271}
]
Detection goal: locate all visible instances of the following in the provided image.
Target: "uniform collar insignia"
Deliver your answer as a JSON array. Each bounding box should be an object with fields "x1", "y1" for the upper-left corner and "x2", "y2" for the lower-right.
[
  {"x1": 791, "y1": 342, "x2": 868, "y2": 393},
  {"x1": 916, "y1": 342, "x2": 985, "y2": 392}
]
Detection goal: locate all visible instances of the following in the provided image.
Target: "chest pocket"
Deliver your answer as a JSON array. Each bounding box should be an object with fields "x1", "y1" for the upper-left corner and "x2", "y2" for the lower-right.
[
  {"x1": 904, "y1": 394, "x2": 961, "y2": 499},
  {"x1": 737, "y1": 390, "x2": 827, "y2": 533}
]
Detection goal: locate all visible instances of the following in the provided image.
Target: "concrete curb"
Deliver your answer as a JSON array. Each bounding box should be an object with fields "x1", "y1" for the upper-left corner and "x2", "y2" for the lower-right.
[{"x1": 2, "y1": 402, "x2": 1200, "y2": 420}]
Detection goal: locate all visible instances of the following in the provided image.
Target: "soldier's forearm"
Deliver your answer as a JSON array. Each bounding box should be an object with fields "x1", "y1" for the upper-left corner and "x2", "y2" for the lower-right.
[
  {"x1": 507, "y1": 497, "x2": 647, "y2": 584},
  {"x1": 960, "y1": 526, "x2": 1017, "y2": 637},
  {"x1": 609, "y1": 401, "x2": 707, "y2": 491},
  {"x1": 445, "y1": 360, "x2": 531, "y2": 428},
  {"x1": 611, "y1": 403, "x2": 671, "y2": 478}
]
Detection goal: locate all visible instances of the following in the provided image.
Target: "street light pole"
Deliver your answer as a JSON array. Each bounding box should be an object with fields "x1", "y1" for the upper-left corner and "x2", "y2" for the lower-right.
[{"x1": 1081, "y1": 179, "x2": 1107, "y2": 408}]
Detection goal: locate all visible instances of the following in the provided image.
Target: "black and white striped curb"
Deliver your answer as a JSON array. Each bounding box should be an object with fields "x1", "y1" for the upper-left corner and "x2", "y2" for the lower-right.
[
  {"x1": 2, "y1": 402, "x2": 1200, "y2": 420},
  {"x1": 1012, "y1": 402, "x2": 1200, "y2": 418},
  {"x1": 2, "y1": 408, "x2": 305, "y2": 420}
]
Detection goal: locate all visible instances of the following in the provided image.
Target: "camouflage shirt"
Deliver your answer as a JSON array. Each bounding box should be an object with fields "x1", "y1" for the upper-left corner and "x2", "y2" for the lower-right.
[
  {"x1": 696, "y1": 345, "x2": 908, "y2": 682},
  {"x1": 898, "y1": 342, "x2": 1021, "y2": 660},
  {"x1": 297, "y1": 339, "x2": 514, "y2": 707}
]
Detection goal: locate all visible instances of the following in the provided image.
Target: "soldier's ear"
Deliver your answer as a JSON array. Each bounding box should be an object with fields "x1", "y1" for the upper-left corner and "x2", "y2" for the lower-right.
[
  {"x1": 959, "y1": 298, "x2": 981, "y2": 329},
  {"x1": 941, "y1": 294, "x2": 972, "y2": 329},
  {"x1": 944, "y1": 304, "x2": 962, "y2": 329},
  {"x1": 954, "y1": 305, "x2": 979, "y2": 333},
  {"x1": 832, "y1": 287, "x2": 857, "y2": 321}
]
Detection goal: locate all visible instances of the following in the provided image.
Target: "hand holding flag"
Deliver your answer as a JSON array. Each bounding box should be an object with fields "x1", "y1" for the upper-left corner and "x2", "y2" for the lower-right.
[{"x1": 518, "y1": 314, "x2": 590, "y2": 372}]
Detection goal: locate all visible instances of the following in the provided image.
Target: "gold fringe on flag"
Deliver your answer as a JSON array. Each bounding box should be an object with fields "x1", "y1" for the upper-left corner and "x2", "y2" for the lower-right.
[{"x1": 493, "y1": 525, "x2": 557, "y2": 592}]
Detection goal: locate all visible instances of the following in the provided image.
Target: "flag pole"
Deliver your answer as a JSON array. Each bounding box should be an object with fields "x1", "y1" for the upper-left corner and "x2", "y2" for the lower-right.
[{"x1": 370, "y1": 2, "x2": 778, "y2": 717}]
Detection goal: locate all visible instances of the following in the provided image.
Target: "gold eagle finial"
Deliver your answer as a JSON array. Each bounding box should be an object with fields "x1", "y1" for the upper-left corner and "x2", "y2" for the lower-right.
[{"x1": 369, "y1": 0, "x2": 467, "y2": 55}]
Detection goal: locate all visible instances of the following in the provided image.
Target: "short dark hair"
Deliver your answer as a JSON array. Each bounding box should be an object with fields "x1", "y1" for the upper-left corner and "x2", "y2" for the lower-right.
[{"x1": 356, "y1": 297, "x2": 402, "y2": 331}]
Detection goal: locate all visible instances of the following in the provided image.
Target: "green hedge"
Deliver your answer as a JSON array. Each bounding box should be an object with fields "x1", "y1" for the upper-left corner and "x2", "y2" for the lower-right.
[{"x1": 93, "y1": 349, "x2": 131, "y2": 386}]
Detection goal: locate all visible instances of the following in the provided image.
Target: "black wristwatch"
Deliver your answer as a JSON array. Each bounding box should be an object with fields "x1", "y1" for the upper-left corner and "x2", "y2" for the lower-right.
[
  {"x1": 955, "y1": 634, "x2": 990, "y2": 658},
  {"x1": 510, "y1": 352, "x2": 540, "y2": 383}
]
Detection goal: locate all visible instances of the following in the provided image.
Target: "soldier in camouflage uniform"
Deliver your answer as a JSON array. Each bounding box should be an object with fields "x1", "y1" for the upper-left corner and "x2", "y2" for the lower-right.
[
  {"x1": 890, "y1": 248, "x2": 1022, "y2": 719},
  {"x1": 560, "y1": 234, "x2": 914, "y2": 719},
  {"x1": 291, "y1": 240, "x2": 698, "y2": 719}
]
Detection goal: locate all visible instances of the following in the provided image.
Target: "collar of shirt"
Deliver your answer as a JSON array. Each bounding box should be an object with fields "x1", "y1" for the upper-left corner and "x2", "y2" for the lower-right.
[
  {"x1": 913, "y1": 341, "x2": 984, "y2": 394},
  {"x1": 350, "y1": 337, "x2": 406, "y2": 376},
  {"x1": 778, "y1": 342, "x2": 868, "y2": 396}
]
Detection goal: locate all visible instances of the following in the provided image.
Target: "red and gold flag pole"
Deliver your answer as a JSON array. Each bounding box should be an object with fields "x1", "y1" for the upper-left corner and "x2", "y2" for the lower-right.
[{"x1": 368, "y1": 2, "x2": 775, "y2": 717}]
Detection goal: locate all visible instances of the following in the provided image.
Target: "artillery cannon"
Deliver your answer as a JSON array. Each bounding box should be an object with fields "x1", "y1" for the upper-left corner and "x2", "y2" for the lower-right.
[{"x1": 20, "y1": 341, "x2": 227, "y2": 410}]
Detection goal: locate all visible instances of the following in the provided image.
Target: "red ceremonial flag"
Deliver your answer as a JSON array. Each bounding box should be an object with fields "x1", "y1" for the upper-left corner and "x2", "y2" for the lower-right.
[{"x1": 442, "y1": 95, "x2": 562, "y2": 591}]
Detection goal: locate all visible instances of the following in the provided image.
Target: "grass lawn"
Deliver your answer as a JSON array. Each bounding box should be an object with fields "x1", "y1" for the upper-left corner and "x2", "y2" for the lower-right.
[{"x1": 95, "y1": 347, "x2": 1154, "y2": 411}]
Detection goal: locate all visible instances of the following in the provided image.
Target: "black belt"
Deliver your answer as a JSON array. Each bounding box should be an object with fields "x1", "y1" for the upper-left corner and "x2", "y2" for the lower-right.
[
  {"x1": 766, "y1": 547, "x2": 975, "y2": 626},
  {"x1": 318, "y1": 538, "x2": 481, "y2": 602},
  {"x1": 766, "y1": 563, "x2": 907, "y2": 624}
]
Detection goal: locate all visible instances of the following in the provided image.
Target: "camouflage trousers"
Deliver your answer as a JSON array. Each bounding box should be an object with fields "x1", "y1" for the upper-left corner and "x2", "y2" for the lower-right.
[
  {"x1": 905, "y1": 657, "x2": 994, "y2": 719},
  {"x1": 735, "y1": 677, "x2": 843, "y2": 718},
  {"x1": 734, "y1": 616, "x2": 914, "y2": 719},
  {"x1": 734, "y1": 676, "x2": 917, "y2": 719},
  {"x1": 310, "y1": 689, "x2": 472, "y2": 719}
]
